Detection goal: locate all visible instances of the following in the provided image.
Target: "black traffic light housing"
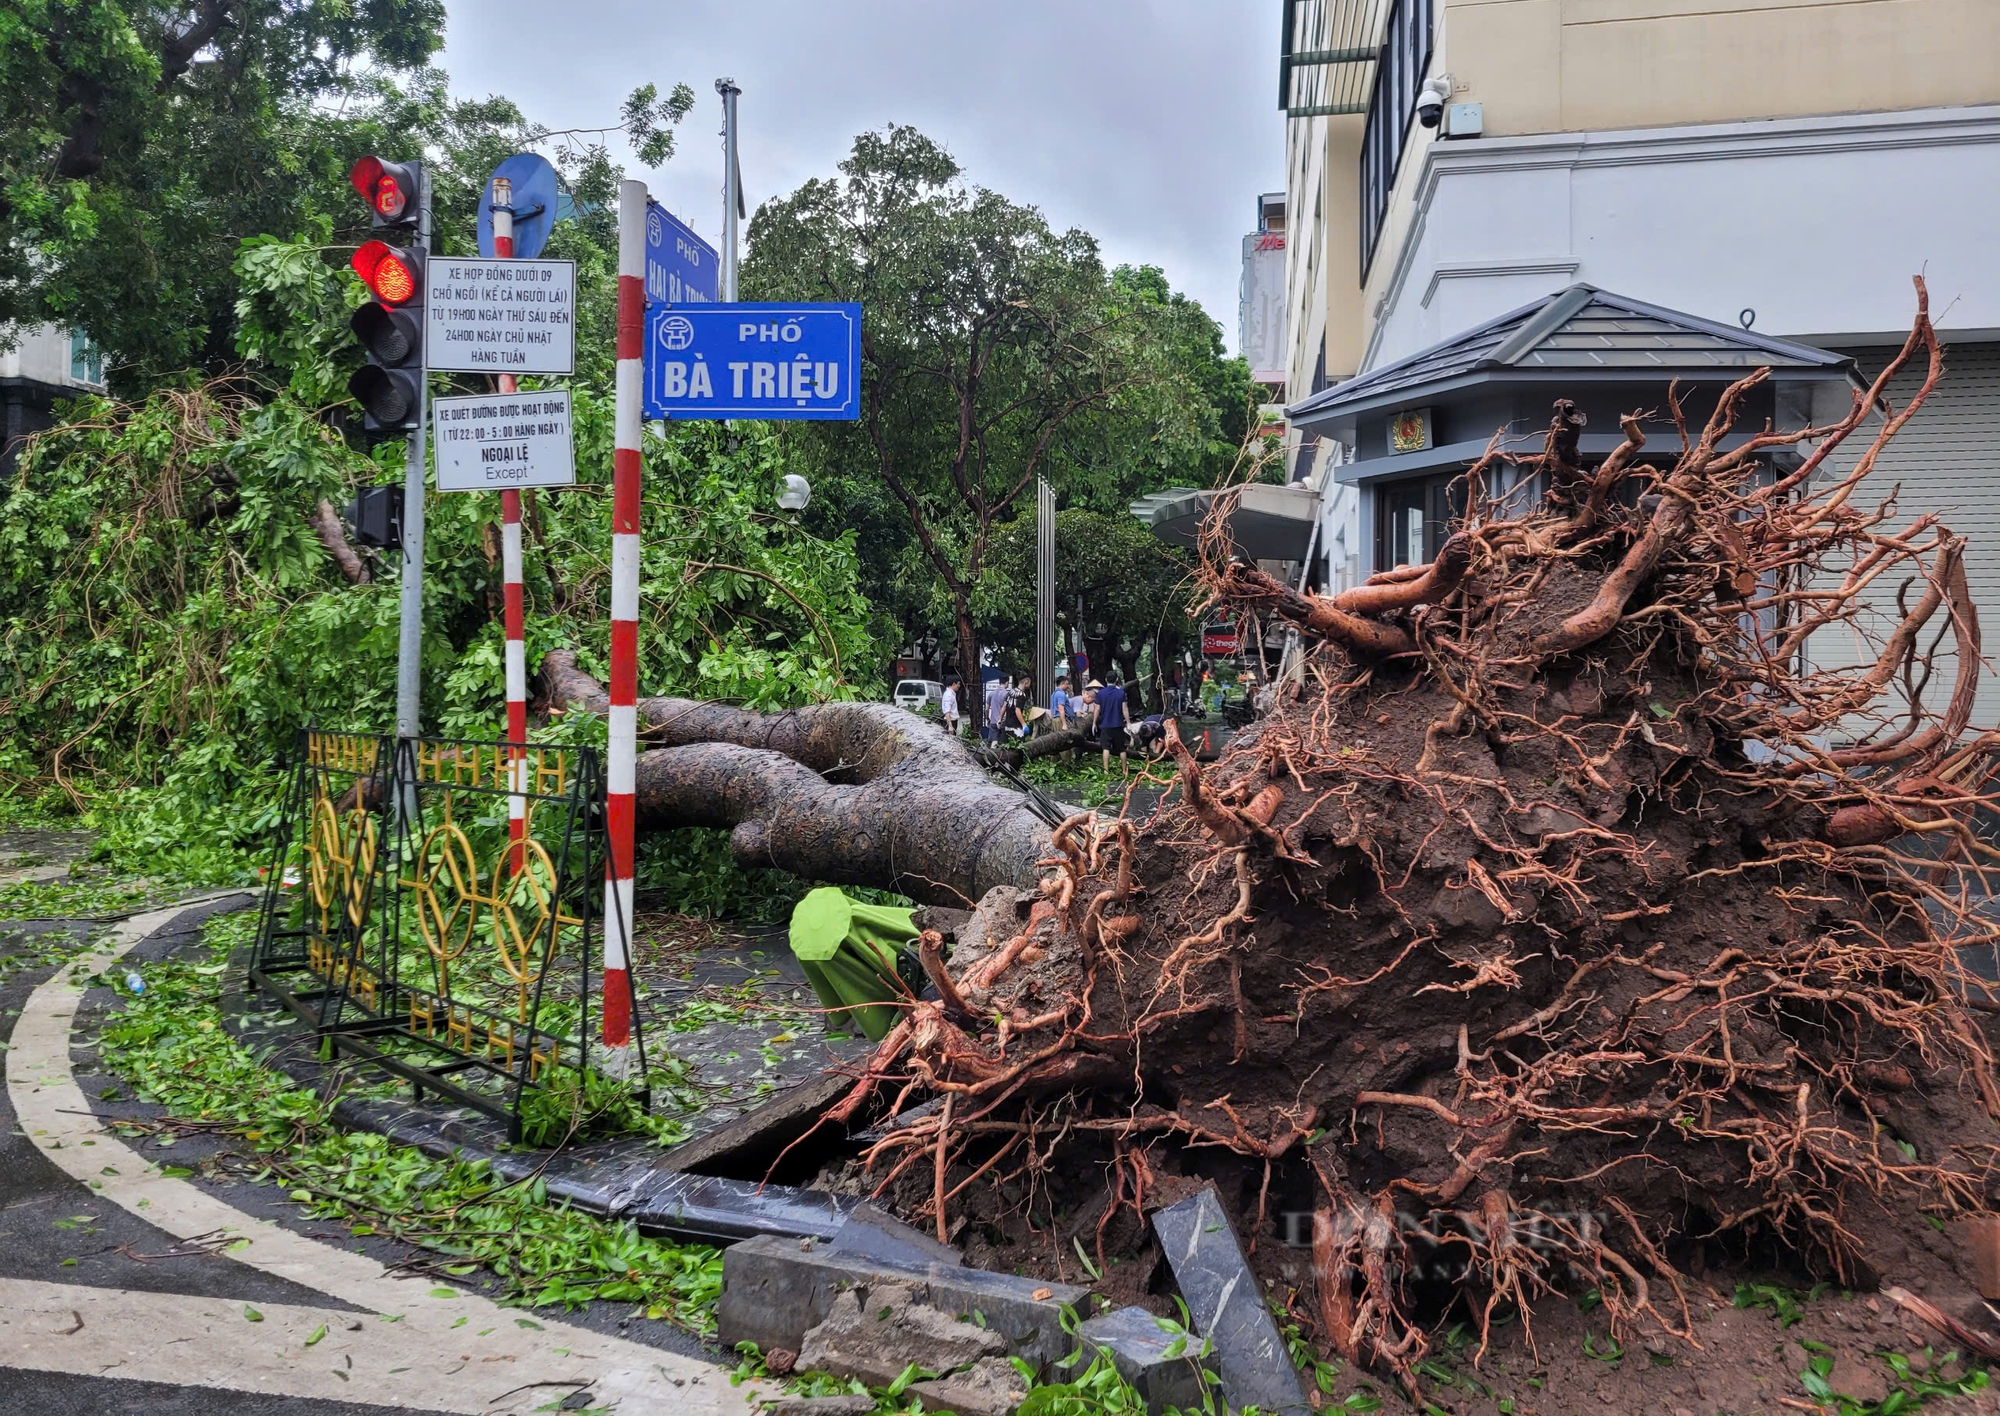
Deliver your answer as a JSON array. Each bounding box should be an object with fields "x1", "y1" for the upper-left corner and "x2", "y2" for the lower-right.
[
  {"x1": 349, "y1": 156, "x2": 423, "y2": 231},
  {"x1": 343, "y1": 485, "x2": 404, "y2": 548},
  {"x1": 347, "y1": 239, "x2": 426, "y2": 440}
]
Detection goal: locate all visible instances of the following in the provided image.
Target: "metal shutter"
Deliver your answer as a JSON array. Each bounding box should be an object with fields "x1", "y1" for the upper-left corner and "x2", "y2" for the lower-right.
[{"x1": 1835, "y1": 342, "x2": 2000, "y2": 732}]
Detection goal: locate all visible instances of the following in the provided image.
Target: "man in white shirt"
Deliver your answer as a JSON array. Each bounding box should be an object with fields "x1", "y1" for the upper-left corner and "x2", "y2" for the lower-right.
[{"x1": 941, "y1": 681, "x2": 961, "y2": 736}]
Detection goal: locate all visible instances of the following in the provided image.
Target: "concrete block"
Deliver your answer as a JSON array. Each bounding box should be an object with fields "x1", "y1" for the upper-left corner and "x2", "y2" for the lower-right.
[
  {"x1": 907, "y1": 1355, "x2": 1031, "y2": 1416},
  {"x1": 829, "y1": 1200, "x2": 963, "y2": 1270},
  {"x1": 720, "y1": 1233, "x2": 1088, "y2": 1376},
  {"x1": 798, "y1": 1286, "x2": 1006, "y2": 1388},
  {"x1": 1153, "y1": 1186, "x2": 1310, "y2": 1415},
  {"x1": 1077, "y1": 1305, "x2": 1216, "y2": 1413},
  {"x1": 769, "y1": 1398, "x2": 875, "y2": 1416}
]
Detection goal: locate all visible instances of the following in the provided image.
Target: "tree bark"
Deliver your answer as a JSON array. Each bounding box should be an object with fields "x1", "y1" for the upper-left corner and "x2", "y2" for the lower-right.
[
  {"x1": 543, "y1": 652, "x2": 1049, "y2": 906},
  {"x1": 312, "y1": 499, "x2": 371, "y2": 585}
]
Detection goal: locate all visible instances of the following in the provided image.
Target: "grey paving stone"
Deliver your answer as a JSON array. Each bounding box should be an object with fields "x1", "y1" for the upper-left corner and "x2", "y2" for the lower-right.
[{"x1": 1152, "y1": 1185, "x2": 1310, "y2": 1415}]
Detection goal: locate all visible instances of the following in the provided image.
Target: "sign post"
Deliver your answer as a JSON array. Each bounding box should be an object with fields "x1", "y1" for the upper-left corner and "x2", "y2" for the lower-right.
[
  {"x1": 475, "y1": 164, "x2": 573, "y2": 877},
  {"x1": 424, "y1": 256, "x2": 576, "y2": 375},
  {"x1": 603, "y1": 178, "x2": 648, "y2": 1073},
  {"x1": 643, "y1": 303, "x2": 860, "y2": 421},
  {"x1": 433, "y1": 389, "x2": 575, "y2": 490}
]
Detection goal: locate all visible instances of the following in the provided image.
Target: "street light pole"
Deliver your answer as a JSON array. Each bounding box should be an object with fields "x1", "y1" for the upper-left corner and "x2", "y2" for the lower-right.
[
  {"x1": 716, "y1": 78, "x2": 743, "y2": 301},
  {"x1": 1036, "y1": 476, "x2": 1055, "y2": 709}
]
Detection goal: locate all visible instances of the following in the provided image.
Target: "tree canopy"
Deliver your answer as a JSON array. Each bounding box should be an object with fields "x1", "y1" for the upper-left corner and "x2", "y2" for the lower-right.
[{"x1": 745, "y1": 125, "x2": 1243, "y2": 683}]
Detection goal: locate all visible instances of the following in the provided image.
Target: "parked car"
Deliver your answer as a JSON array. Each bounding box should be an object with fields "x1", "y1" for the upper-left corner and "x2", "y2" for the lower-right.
[{"x1": 893, "y1": 679, "x2": 944, "y2": 714}]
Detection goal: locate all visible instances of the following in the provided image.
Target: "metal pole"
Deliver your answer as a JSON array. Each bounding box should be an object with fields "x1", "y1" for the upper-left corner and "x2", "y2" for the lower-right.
[
  {"x1": 602, "y1": 178, "x2": 648, "y2": 1072},
  {"x1": 1036, "y1": 477, "x2": 1055, "y2": 709},
  {"x1": 716, "y1": 78, "x2": 742, "y2": 301},
  {"x1": 492, "y1": 176, "x2": 528, "y2": 876},
  {"x1": 393, "y1": 166, "x2": 431, "y2": 809}
]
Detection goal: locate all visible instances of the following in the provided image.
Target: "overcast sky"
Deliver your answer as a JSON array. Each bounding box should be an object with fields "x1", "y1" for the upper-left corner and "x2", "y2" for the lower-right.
[{"x1": 438, "y1": 2, "x2": 1284, "y2": 356}]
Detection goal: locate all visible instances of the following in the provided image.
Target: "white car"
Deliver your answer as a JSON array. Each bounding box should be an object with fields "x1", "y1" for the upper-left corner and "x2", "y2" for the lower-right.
[{"x1": 893, "y1": 679, "x2": 944, "y2": 714}]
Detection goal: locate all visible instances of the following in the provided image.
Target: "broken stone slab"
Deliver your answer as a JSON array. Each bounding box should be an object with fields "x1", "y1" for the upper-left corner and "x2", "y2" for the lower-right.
[
  {"x1": 768, "y1": 1396, "x2": 877, "y2": 1416},
  {"x1": 1077, "y1": 1304, "x2": 1216, "y2": 1413},
  {"x1": 720, "y1": 1232, "x2": 1088, "y2": 1376},
  {"x1": 828, "y1": 1201, "x2": 963, "y2": 1270},
  {"x1": 649, "y1": 1068, "x2": 856, "y2": 1179},
  {"x1": 907, "y1": 1355, "x2": 1032, "y2": 1416},
  {"x1": 1152, "y1": 1186, "x2": 1310, "y2": 1416},
  {"x1": 798, "y1": 1284, "x2": 1008, "y2": 1388}
]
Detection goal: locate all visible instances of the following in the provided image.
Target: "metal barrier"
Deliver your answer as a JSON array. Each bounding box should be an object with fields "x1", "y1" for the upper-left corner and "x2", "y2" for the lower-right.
[{"x1": 246, "y1": 728, "x2": 648, "y2": 1138}]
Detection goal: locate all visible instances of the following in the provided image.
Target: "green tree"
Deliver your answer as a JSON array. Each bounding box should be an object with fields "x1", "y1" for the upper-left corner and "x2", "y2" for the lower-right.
[
  {"x1": 975, "y1": 508, "x2": 1198, "y2": 705},
  {"x1": 0, "y1": 0, "x2": 445, "y2": 379},
  {"x1": 744, "y1": 125, "x2": 1218, "y2": 691},
  {"x1": 0, "y1": 2, "x2": 695, "y2": 386}
]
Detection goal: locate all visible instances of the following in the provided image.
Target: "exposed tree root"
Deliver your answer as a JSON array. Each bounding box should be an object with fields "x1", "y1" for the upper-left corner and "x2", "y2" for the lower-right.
[{"x1": 566, "y1": 279, "x2": 2000, "y2": 1395}]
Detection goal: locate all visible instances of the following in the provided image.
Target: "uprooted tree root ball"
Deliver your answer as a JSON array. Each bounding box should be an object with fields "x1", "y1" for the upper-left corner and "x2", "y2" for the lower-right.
[
  {"x1": 798, "y1": 279, "x2": 2000, "y2": 1397},
  {"x1": 547, "y1": 278, "x2": 2000, "y2": 1398}
]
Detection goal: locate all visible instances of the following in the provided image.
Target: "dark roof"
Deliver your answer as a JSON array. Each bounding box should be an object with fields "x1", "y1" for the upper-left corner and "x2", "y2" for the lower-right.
[{"x1": 1287, "y1": 285, "x2": 1855, "y2": 426}]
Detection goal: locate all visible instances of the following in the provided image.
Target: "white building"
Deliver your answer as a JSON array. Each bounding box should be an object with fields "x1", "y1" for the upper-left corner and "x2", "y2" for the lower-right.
[
  {"x1": 1277, "y1": 0, "x2": 2000, "y2": 615},
  {"x1": 2, "y1": 324, "x2": 106, "y2": 472}
]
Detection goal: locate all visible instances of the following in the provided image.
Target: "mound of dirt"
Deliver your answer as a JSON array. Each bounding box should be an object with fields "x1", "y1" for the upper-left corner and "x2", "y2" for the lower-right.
[{"x1": 824, "y1": 281, "x2": 2000, "y2": 1398}]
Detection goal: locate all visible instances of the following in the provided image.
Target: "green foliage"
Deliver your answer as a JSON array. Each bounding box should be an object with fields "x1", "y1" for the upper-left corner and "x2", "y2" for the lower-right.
[
  {"x1": 1, "y1": 228, "x2": 878, "y2": 908},
  {"x1": 978, "y1": 507, "x2": 1198, "y2": 678},
  {"x1": 1735, "y1": 1281, "x2": 1826, "y2": 1328},
  {"x1": 745, "y1": 124, "x2": 1232, "y2": 679},
  {"x1": 97, "y1": 912, "x2": 725, "y2": 1325},
  {"x1": 0, "y1": 0, "x2": 445, "y2": 380}
]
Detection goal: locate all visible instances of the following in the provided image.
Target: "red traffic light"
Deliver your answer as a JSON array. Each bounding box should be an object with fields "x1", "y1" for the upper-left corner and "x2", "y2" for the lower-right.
[
  {"x1": 348, "y1": 156, "x2": 421, "y2": 230},
  {"x1": 352, "y1": 240, "x2": 420, "y2": 305}
]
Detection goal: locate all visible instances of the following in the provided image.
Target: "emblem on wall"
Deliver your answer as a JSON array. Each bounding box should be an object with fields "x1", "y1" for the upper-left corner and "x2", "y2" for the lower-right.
[{"x1": 1389, "y1": 407, "x2": 1433, "y2": 454}]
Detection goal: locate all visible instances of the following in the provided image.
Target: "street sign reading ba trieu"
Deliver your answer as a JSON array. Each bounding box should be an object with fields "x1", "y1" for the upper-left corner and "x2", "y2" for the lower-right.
[{"x1": 643, "y1": 302, "x2": 860, "y2": 421}]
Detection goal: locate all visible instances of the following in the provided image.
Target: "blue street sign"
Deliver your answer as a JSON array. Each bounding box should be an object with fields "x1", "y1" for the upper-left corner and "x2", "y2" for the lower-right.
[
  {"x1": 478, "y1": 153, "x2": 559, "y2": 259},
  {"x1": 644, "y1": 201, "x2": 719, "y2": 306},
  {"x1": 644, "y1": 303, "x2": 861, "y2": 421}
]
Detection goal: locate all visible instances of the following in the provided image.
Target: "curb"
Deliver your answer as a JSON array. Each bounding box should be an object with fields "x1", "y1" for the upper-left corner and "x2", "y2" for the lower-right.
[{"x1": 214, "y1": 939, "x2": 855, "y2": 1247}]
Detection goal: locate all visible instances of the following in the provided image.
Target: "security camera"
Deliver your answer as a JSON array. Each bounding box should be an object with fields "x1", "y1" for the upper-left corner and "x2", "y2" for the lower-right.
[{"x1": 1416, "y1": 74, "x2": 1454, "y2": 129}]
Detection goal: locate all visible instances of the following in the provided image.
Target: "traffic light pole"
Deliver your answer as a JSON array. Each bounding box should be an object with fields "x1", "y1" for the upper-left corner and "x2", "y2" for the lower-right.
[{"x1": 393, "y1": 169, "x2": 431, "y2": 791}]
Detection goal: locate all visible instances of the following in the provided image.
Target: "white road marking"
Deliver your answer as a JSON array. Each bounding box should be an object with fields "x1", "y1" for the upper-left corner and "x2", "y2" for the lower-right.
[{"x1": 4, "y1": 901, "x2": 761, "y2": 1414}]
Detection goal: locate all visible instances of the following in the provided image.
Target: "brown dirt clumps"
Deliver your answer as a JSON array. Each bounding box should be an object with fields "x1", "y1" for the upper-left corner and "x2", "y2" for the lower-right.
[{"x1": 825, "y1": 280, "x2": 2000, "y2": 1398}]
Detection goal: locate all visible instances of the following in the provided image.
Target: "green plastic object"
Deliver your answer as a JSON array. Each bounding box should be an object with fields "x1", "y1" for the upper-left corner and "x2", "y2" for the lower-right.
[{"x1": 788, "y1": 886, "x2": 919, "y2": 1041}]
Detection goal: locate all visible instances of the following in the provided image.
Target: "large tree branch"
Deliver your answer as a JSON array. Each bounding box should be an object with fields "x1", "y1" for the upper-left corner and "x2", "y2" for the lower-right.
[
  {"x1": 543, "y1": 652, "x2": 1049, "y2": 905},
  {"x1": 311, "y1": 499, "x2": 371, "y2": 585}
]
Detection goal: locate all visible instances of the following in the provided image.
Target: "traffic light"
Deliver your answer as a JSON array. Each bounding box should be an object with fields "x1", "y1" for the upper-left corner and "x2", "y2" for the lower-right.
[
  {"x1": 347, "y1": 238, "x2": 426, "y2": 438},
  {"x1": 348, "y1": 156, "x2": 422, "y2": 231}
]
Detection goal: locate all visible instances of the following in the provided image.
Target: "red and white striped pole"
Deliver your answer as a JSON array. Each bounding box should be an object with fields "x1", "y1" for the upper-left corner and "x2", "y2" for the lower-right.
[
  {"x1": 603, "y1": 178, "x2": 646, "y2": 1066},
  {"x1": 491, "y1": 178, "x2": 529, "y2": 877}
]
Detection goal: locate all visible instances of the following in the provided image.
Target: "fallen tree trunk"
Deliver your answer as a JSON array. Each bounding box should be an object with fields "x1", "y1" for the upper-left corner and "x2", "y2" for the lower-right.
[{"x1": 542, "y1": 652, "x2": 1049, "y2": 906}]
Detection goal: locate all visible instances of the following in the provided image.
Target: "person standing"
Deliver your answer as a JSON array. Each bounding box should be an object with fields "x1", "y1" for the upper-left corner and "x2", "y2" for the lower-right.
[
  {"x1": 941, "y1": 679, "x2": 961, "y2": 737},
  {"x1": 1049, "y1": 675, "x2": 1074, "y2": 728},
  {"x1": 982, "y1": 671, "x2": 1009, "y2": 745},
  {"x1": 1001, "y1": 674, "x2": 1033, "y2": 738},
  {"x1": 1090, "y1": 676, "x2": 1128, "y2": 769}
]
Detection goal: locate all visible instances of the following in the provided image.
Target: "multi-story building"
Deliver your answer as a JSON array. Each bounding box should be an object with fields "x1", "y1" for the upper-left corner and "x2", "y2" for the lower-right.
[
  {"x1": 1277, "y1": 0, "x2": 2000, "y2": 615},
  {"x1": 2, "y1": 324, "x2": 106, "y2": 474},
  {"x1": 1239, "y1": 192, "x2": 1290, "y2": 392}
]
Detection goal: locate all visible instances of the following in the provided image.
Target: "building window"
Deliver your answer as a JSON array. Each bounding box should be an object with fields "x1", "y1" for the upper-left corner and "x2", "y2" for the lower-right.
[
  {"x1": 69, "y1": 330, "x2": 102, "y2": 385},
  {"x1": 1359, "y1": 0, "x2": 1434, "y2": 276}
]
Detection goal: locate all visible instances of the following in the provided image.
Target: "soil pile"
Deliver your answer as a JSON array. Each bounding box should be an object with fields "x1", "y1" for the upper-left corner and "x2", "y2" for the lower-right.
[{"x1": 832, "y1": 281, "x2": 2000, "y2": 1394}]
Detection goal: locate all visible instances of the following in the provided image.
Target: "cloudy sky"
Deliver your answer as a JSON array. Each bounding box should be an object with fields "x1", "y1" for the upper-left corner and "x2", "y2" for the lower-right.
[{"x1": 439, "y1": 2, "x2": 1285, "y2": 355}]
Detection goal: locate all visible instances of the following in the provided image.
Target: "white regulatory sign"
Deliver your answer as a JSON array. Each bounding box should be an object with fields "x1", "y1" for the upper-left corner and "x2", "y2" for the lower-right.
[
  {"x1": 433, "y1": 389, "x2": 575, "y2": 491},
  {"x1": 424, "y1": 257, "x2": 575, "y2": 374}
]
